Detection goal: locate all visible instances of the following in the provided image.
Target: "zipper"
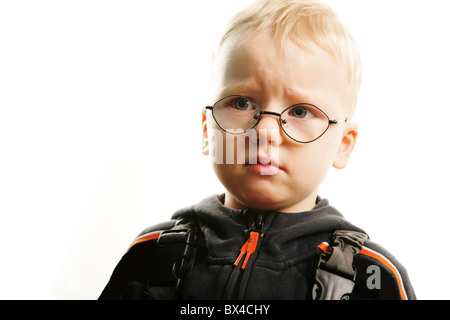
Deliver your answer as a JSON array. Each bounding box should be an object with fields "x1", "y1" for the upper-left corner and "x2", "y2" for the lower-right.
[
  {"x1": 233, "y1": 213, "x2": 264, "y2": 270},
  {"x1": 222, "y1": 212, "x2": 266, "y2": 299}
]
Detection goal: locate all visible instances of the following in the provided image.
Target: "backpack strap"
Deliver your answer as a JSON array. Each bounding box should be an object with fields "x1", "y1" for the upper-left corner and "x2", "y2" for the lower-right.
[
  {"x1": 313, "y1": 230, "x2": 368, "y2": 300},
  {"x1": 145, "y1": 216, "x2": 198, "y2": 299}
]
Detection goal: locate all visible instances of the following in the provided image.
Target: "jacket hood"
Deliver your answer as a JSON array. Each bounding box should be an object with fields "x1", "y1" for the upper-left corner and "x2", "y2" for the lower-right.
[{"x1": 172, "y1": 194, "x2": 367, "y2": 269}]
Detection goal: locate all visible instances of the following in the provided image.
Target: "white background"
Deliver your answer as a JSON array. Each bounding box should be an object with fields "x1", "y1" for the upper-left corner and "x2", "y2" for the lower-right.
[{"x1": 0, "y1": 0, "x2": 448, "y2": 300}]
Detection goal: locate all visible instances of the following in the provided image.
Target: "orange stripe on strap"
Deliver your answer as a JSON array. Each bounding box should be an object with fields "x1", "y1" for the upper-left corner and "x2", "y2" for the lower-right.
[
  {"x1": 317, "y1": 242, "x2": 331, "y2": 253},
  {"x1": 127, "y1": 232, "x2": 161, "y2": 251},
  {"x1": 317, "y1": 242, "x2": 408, "y2": 300},
  {"x1": 360, "y1": 247, "x2": 408, "y2": 300}
]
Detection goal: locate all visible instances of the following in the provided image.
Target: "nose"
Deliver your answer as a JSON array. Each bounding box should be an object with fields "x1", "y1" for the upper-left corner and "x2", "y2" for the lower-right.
[{"x1": 252, "y1": 112, "x2": 282, "y2": 148}]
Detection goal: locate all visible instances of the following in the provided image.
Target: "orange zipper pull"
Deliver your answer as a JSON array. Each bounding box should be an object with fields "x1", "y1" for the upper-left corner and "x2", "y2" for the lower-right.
[
  {"x1": 234, "y1": 231, "x2": 260, "y2": 270},
  {"x1": 233, "y1": 238, "x2": 249, "y2": 267}
]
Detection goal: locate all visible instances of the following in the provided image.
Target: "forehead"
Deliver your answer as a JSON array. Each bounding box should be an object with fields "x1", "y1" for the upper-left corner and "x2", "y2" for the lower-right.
[{"x1": 211, "y1": 30, "x2": 348, "y2": 114}]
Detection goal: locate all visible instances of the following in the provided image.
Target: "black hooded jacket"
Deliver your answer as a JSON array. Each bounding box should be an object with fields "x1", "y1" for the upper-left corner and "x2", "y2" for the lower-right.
[{"x1": 99, "y1": 194, "x2": 416, "y2": 300}]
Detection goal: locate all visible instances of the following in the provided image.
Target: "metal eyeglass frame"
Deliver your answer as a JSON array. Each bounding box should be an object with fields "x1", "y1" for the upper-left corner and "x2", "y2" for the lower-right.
[{"x1": 205, "y1": 95, "x2": 347, "y2": 143}]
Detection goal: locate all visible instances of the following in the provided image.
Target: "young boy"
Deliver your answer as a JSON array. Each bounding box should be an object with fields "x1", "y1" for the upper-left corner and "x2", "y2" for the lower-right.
[{"x1": 99, "y1": 0, "x2": 415, "y2": 300}]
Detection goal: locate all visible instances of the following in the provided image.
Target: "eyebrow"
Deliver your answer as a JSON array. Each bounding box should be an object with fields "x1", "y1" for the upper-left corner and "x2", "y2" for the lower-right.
[
  {"x1": 219, "y1": 82, "x2": 258, "y2": 97},
  {"x1": 283, "y1": 88, "x2": 319, "y2": 106},
  {"x1": 220, "y1": 83, "x2": 320, "y2": 108}
]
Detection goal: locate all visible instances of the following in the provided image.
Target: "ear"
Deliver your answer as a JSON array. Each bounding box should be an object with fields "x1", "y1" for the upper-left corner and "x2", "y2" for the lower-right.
[
  {"x1": 201, "y1": 109, "x2": 209, "y2": 156},
  {"x1": 333, "y1": 122, "x2": 358, "y2": 169}
]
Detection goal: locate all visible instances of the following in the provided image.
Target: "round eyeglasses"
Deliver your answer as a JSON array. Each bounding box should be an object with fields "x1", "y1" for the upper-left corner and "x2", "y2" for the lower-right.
[{"x1": 205, "y1": 95, "x2": 347, "y2": 143}]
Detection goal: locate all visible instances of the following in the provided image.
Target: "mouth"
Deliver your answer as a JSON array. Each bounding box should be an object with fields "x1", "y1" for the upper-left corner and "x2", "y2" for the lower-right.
[{"x1": 245, "y1": 154, "x2": 283, "y2": 175}]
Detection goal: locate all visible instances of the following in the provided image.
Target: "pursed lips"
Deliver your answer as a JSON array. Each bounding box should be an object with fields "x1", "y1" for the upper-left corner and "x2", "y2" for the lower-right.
[{"x1": 245, "y1": 154, "x2": 284, "y2": 174}]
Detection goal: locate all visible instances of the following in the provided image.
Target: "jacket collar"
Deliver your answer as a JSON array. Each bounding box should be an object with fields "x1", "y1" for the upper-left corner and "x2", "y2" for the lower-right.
[{"x1": 172, "y1": 194, "x2": 367, "y2": 265}]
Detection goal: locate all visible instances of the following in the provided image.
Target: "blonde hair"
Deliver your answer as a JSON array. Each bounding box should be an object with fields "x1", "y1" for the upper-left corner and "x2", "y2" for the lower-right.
[{"x1": 214, "y1": 0, "x2": 362, "y2": 118}]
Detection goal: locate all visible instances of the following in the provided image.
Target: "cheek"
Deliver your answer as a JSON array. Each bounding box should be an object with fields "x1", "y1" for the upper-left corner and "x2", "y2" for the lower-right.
[
  {"x1": 211, "y1": 163, "x2": 249, "y2": 202},
  {"x1": 207, "y1": 122, "x2": 255, "y2": 166},
  {"x1": 283, "y1": 140, "x2": 338, "y2": 185},
  {"x1": 206, "y1": 119, "x2": 227, "y2": 164},
  {"x1": 207, "y1": 125, "x2": 244, "y2": 188}
]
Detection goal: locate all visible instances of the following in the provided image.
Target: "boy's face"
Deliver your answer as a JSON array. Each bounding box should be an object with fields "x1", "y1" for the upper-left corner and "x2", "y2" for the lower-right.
[{"x1": 202, "y1": 29, "x2": 358, "y2": 213}]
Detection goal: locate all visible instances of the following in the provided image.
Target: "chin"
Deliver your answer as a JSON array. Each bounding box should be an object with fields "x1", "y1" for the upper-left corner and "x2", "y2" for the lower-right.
[{"x1": 236, "y1": 187, "x2": 288, "y2": 211}]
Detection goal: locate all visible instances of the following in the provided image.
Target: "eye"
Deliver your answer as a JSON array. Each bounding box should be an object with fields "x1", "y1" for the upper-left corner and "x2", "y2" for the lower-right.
[
  {"x1": 290, "y1": 106, "x2": 311, "y2": 118},
  {"x1": 231, "y1": 97, "x2": 252, "y2": 110}
]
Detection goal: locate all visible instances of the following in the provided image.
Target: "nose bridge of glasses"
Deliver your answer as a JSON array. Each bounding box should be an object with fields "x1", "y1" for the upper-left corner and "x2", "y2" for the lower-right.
[
  {"x1": 260, "y1": 110, "x2": 281, "y2": 117},
  {"x1": 254, "y1": 110, "x2": 284, "y2": 124},
  {"x1": 257, "y1": 110, "x2": 287, "y2": 125}
]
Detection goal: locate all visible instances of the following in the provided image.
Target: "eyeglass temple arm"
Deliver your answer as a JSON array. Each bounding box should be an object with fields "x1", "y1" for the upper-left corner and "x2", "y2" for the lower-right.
[{"x1": 329, "y1": 119, "x2": 347, "y2": 125}]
